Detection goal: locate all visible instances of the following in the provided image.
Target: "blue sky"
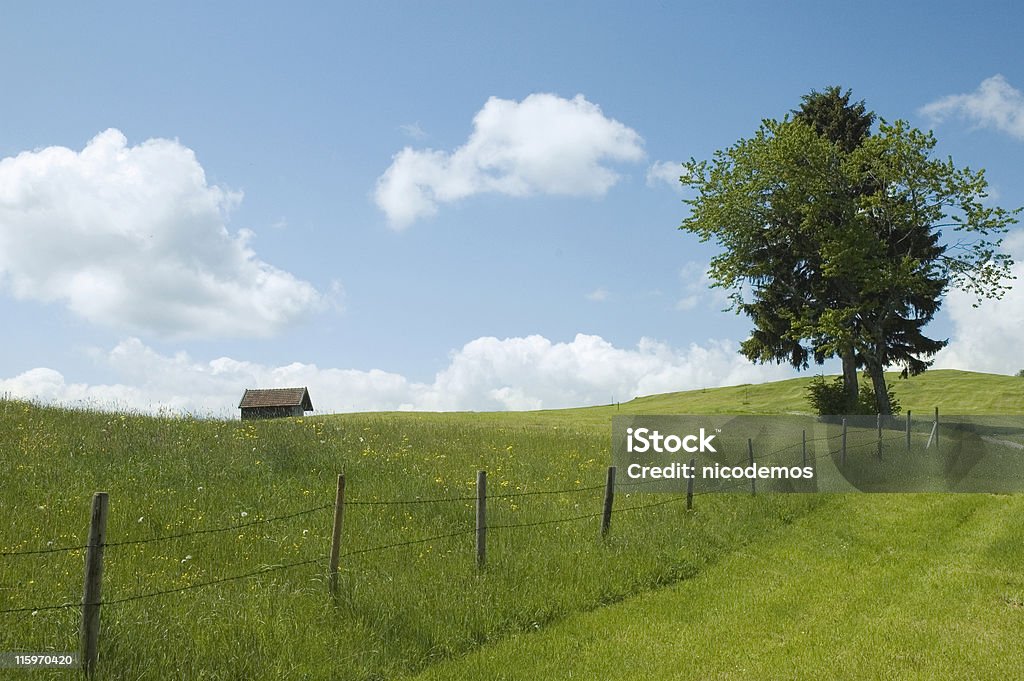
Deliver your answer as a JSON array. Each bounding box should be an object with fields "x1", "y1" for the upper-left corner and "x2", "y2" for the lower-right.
[{"x1": 1, "y1": 2, "x2": 1022, "y2": 415}]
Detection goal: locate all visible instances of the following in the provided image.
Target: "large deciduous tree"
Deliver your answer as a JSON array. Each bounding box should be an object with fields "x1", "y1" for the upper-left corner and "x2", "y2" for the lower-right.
[{"x1": 680, "y1": 88, "x2": 1018, "y2": 414}]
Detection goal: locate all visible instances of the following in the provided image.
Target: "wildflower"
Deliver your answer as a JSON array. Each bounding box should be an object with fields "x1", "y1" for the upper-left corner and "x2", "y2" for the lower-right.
[{"x1": 240, "y1": 511, "x2": 249, "y2": 518}]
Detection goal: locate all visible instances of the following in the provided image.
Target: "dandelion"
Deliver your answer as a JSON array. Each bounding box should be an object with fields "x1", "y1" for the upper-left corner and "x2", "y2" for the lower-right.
[{"x1": 240, "y1": 511, "x2": 249, "y2": 518}]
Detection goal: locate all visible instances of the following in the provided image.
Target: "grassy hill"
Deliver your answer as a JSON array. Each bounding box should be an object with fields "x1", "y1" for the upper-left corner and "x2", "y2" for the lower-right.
[
  {"x1": 551, "y1": 368, "x2": 1024, "y2": 423},
  {"x1": 0, "y1": 369, "x2": 1021, "y2": 679}
]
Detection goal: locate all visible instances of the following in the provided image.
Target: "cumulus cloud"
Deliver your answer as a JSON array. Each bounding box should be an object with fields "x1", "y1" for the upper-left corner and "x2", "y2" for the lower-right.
[
  {"x1": 0, "y1": 334, "x2": 793, "y2": 416},
  {"x1": 374, "y1": 93, "x2": 645, "y2": 228},
  {"x1": 0, "y1": 129, "x2": 323, "y2": 338},
  {"x1": 646, "y1": 160, "x2": 686, "y2": 190},
  {"x1": 920, "y1": 75, "x2": 1024, "y2": 140},
  {"x1": 933, "y1": 230, "x2": 1024, "y2": 374}
]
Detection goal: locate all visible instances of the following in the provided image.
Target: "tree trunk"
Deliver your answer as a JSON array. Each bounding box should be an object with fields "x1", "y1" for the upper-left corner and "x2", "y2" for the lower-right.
[
  {"x1": 866, "y1": 361, "x2": 891, "y2": 416},
  {"x1": 841, "y1": 348, "x2": 859, "y2": 412}
]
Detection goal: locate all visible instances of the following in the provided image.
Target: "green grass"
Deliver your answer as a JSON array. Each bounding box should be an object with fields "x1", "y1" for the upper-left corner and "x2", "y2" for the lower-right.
[
  {"x1": 553, "y1": 369, "x2": 1024, "y2": 421},
  {"x1": 406, "y1": 494, "x2": 1024, "y2": 680},
  {"x1": 0, "y1": 369, "x2": 1022, "y2": 679},
  {"x1": 0, "y1": 402, "x2": 820, "y2": 679}
]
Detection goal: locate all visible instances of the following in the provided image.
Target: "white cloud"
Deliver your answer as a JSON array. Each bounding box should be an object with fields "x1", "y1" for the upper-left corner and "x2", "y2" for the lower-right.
[
  {"x1": 646, "y1": 160, "x2": 685, "y2": 190},
  {"x1": 920, "y1": 74, "x2": 1024, "y2": 140},
  {"x1": 675, "y1": 295, "x2": 699, "y2": 311},
  {"x1": 374, "y1": 93, "x2": 645, "y2": 228},
  {"x1": 0, "y1": 129, "x2": 323, "y2": 339},
  {"x1": 586, "y1": 287, "x2": 610, "y2": 302},
  {"x1": 933, "y1": 230, "x2": 1024, "y2": 374},
  {"x1": 676, "y1": 261, "x2": 723, "y2": 311},
  {"x1": 0, "y1": 333, "x2": 793, "y2": 416},
  {"x1": 399, "y1": 122, "x2": 428, "y2": 140}
]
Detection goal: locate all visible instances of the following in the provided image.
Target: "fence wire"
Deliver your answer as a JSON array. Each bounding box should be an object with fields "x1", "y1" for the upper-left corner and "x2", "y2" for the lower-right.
[
  {"x1": 1, "y1": 502, "x2": 332, "y2": 559},
  {"x1": 0, "y1": 422, "x2": 941, "y2": 617}
]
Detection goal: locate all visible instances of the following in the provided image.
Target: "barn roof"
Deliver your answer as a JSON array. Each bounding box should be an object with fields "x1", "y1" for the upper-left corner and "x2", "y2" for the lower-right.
[{"x1": 238, "y1": 387, "x2": 313, "y2": 411}]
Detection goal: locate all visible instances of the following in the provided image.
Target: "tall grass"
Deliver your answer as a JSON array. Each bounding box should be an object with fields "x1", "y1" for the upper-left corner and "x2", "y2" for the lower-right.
[{"x1": 1, "y1": 399, "x2": 823, "y2": 680}]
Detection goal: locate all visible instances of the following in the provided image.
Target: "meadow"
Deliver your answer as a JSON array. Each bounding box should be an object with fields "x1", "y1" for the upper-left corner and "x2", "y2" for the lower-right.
[{"x1": 1, "y1": 368, "x2": 1022, "y2": 679}]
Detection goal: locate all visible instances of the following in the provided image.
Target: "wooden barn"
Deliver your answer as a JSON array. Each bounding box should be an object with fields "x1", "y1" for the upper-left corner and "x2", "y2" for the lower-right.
[{"x1": 238, "y1": 387, "x2": 313, "y2": 420}]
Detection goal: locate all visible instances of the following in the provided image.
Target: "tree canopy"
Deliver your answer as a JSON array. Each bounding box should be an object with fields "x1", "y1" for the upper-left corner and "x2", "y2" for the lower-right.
[{"x1": 679, "y1": 88, "x2": 1019, "y2": 414}]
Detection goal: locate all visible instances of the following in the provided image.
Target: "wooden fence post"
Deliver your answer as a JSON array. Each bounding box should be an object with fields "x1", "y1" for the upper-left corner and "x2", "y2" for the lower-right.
[
  {"x1": 476, "y1": 470, "x2": 487, "y2": 569},
  {"x1": 841, "y1": 418, "x2": 847, "y2": 467},
  {"x1": 876, "y1": 413, "x2": 883, "y2": 460},
  {"x1": 906, "y1": 410, "x2": 912, "y2": 452},
  {"x1": 329, "y1": 473, "x2": 346, "y2": 596},
  {"x1": 686, "y1": 457, "x2": 696, "y2": 511},
  {"x1": 748, "y1": 438, "x2": 755, "y2": 496},
  {"x1": 81, "y1": 492, "x2": 109, "y2": 678},
  {"x1": 601, "y1": 466, "x2": 616, "y2": 537}
]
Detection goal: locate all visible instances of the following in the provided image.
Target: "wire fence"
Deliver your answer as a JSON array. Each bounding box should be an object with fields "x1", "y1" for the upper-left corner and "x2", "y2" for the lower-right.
[
  {"x1": 0, "y1": 502, "x2": 333, "y2": 558},
  {"x1": 0, "y1": 472, "x2": 749, "y2": 617},
  {"x1": 0, "y1": 417, "x2": 958, "y2": 620}
]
